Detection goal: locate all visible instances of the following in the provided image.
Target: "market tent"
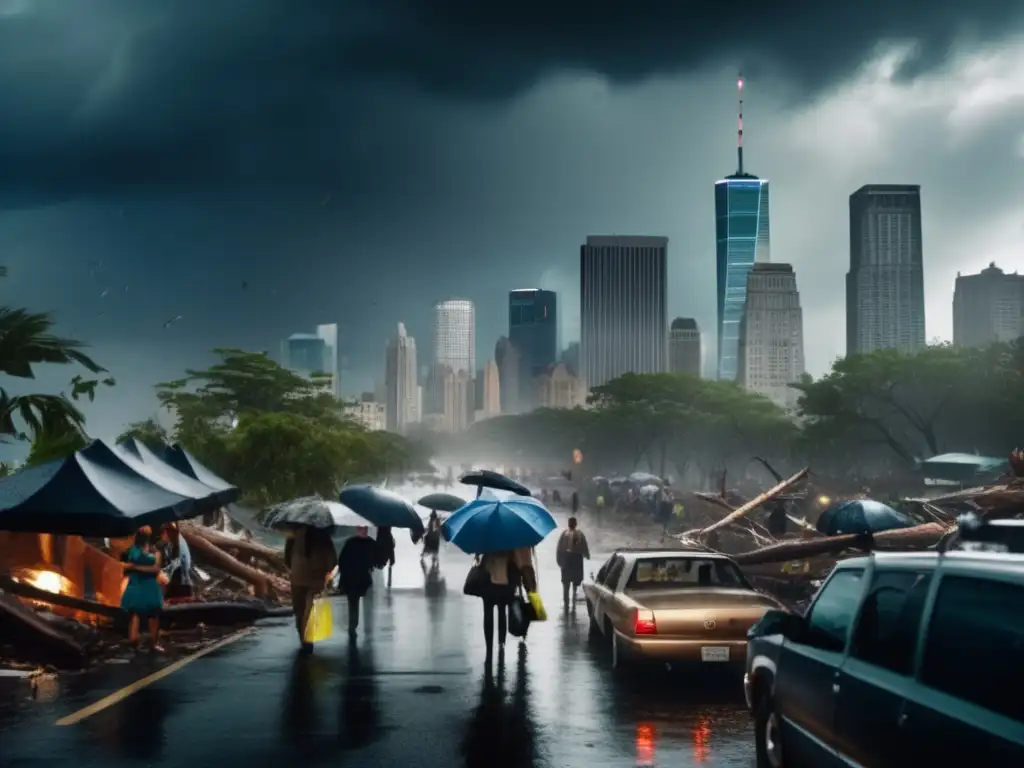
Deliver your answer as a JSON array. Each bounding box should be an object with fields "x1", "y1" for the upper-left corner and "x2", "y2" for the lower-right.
[
  {"x1": 118, "y1": 438, "x2": 239, "y2": 506},
  {"x1": 0, "y1": 444, "x2": 203, "y2": 537},
  {"x1": 158, "y1": 444, "x2": 237, "y2": 495}
]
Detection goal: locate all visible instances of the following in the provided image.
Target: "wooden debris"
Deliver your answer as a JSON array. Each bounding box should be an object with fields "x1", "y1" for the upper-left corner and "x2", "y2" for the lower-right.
[
  {"x1": 180, "y1": 529, "x2": 289, "y2": 600},
  {"x1": 692, "y1": 468, "x2": 809, "y2": 538},
  {"x1": 731, "y1": 522, "x2": 948, "y2": 566},
  {"x1": 0, "y1": 593, "x2": 87, "y2": 669}
]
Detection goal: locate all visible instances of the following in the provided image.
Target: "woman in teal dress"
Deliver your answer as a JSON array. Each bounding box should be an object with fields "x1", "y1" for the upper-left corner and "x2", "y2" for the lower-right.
[{"x1": 121, "y1": 528, "x2": 166, "y2": 652}]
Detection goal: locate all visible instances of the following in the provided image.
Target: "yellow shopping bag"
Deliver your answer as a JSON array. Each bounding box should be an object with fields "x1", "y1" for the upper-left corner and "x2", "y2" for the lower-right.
[
  {"x1": 304, "y1": 597, "x2": 333, "y2": 643},
  {"x1": 527, "y1": 591, "x2": 547, "y2": 622}
]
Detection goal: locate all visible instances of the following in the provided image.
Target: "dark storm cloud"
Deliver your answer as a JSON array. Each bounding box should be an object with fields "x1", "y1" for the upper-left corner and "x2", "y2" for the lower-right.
[{"x1": 0, "y1": 0, "x2": 1021, "y2": 206}]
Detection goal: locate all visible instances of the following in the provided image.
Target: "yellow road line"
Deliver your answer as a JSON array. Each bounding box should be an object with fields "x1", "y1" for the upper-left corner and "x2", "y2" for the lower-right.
[{"x1": 55, "y1": 629, "x2": 252, "y2": 727}]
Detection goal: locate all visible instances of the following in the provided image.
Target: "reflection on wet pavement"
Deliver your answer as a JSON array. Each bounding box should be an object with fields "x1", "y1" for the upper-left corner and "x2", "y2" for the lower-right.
[{"x1": 0, "y1": 497, "x2": 755, "y2": 767}]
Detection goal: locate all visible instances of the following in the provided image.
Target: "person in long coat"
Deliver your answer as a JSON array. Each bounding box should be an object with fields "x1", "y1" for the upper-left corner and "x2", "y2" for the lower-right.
[
  {"x1": 555, "y1": 516, "x2": 590, "y2": 607},
  {"x1": 338, "y1": 526, "x2": 377, "y2": 638},
  {"x1": 285, "y1": 527, "x2": 337, "y2": 653}
]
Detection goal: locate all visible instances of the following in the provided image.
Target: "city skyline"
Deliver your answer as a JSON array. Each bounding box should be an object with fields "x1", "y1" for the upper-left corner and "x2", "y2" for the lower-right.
[{"x1": 5, "y1": 4, "x2": 1022, "y2": 443}]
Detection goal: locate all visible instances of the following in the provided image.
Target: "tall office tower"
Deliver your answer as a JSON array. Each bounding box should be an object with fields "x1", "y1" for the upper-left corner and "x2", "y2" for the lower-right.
[
  {"x1": 495, "y1": 336, "x2": 523, "y2": 414},
  {"x1": 442, "y1": 367, "x2": 473, "y2": 433},
  {"x1": 480, "y1": 359, "x2": 501, "y2": 417},
  {"x1": 433, "y1": 299, "x2": 475, "y2": 375},
  {"x1": 284, "y1": 327, "x2": 338, "y2": 395},
  {"x1": 716, "y1": 73, "x2": 771, "y2": 381},
  {"x1": 846, "y1": 184, "x2": 925, "y2": 355},
  {"x1": 509, "y1": 289, "x2": 558, "y2": 403},
  {"x1": 580, "y1": 235, "x2": 668, "y2": 390},
  {"x1": 384, "y1": 322, "x2": 418, "y2": 433},
  {"x1": 668, "y1": 318, "x2": 702, "y2": 376},
  {"x1": 953, "y1": 263, "x2": 1024, "y2": 347},
  {"x1": 738, "y1": 263, "x2": 805, "y2": 410}
]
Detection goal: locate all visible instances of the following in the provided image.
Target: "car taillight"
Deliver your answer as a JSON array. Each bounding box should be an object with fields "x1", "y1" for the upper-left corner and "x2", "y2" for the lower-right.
[{"x1": 634, "y1": 609, "x2": 657, "y2": 635}]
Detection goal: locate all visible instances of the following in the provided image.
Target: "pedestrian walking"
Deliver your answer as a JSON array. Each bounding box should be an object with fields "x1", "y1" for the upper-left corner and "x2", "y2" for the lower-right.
[
  {"x1": 473, "y1": 547, "x2": 537, "y2": 662},
  {"x1": 337, "y1": 525, "x2": 377, "y2": 638},
  {"x1": 422, "y1": 510, "x2": 442, "y2": 566},
  {"x1": 570, "y1": 490, "x2": 579, "y2": 515},
  {"x1": 555, "y1": 516, "x2": 590, "y2": 607},
  {"x1": 120, "y1": 528, "x2": 166, "y2": 653},
  {"x1": 375, "y1": 525, "x2": 396, "y2": 588},
  {"x1": 285, "y1": 526, "x2": 337, "y2": 653}
]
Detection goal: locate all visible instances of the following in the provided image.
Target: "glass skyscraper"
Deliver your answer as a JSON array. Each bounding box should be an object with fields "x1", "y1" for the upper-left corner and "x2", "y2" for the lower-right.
[
  {"x1": 715, "y1": 175, "x2": 770, "y2": 381},
  {"x1": 509, "y1": 288, "x2": 557, "y2": 375}
]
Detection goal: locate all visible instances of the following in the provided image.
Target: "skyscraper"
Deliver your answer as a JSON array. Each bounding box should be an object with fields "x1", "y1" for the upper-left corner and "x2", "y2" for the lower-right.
[
  {"x1": 509, "y1": 287, "x2": 558, "y2": 377},
  {"x1": 716, "y1": 74, "x2": 770, "y2": 382},
  {"x1": 953, "y1": 263, "x2": 1024, "y2": 347},
  {"x1": 580, "y1": 235, "x2": 668, "y2": 390},
  {"x1": 477, "y1": 359, "x2": 501, "y2": 419},
  {"x1": 669, "y1": 318, "x2": 702, "y2": 376},
  {"x1": 385, "y1": 322, "x2": 418, "y2": 433},
  {"x1": 283, "y1": 324, "x2": 339, "y2": 396},
  {"x1": 847, "y1": 184, "x2": 926, "y2": 355},
  {"x1": 495, "y1": 336, "x2": 523, "y2": 414},
  {"x1": 433, "y1": 299, "x2": 475, "y2": 375},
  {"x1": 738, "y1": 263, "x2": 805, "y2": 410}
]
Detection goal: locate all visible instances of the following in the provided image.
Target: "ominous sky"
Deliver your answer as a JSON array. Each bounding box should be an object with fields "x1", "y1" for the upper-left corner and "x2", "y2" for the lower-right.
[{"x1": 3, "y1": 0, "x2": 1024, "y2": 447}]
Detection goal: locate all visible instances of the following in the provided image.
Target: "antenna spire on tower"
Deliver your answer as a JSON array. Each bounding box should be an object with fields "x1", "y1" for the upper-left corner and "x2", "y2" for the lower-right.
[{"x1": 737, "y1": 72, "x2": 744, "y2": 176}]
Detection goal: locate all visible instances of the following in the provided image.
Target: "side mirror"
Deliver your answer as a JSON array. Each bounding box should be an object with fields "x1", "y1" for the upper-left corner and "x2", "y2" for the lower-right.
[{"x1": 749, "y1": 608, "x2": 803, "y2": 640}]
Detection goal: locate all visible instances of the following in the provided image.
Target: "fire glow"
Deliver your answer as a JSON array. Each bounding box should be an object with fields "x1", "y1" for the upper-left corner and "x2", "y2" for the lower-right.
[{"x1": 16, "y1": 569, "x2": 73, "y2": 595}]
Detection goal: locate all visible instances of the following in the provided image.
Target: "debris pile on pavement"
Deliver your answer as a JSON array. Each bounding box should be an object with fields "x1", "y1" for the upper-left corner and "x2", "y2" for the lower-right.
[
  {"x1": 0, "y1": 507, "x2": 290, "y2": 672},
  {"x1": 671, "y1": 453, "x2": 1024, "y2": 610}
]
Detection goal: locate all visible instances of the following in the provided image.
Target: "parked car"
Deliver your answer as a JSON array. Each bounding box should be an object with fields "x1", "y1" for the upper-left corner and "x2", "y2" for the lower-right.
[
  {"x1": 744, "y1": 518, "x2": 1024, "y2": 768},
  {"x1": 582, "y1": 547, "x2": 782, "y2": 669}
]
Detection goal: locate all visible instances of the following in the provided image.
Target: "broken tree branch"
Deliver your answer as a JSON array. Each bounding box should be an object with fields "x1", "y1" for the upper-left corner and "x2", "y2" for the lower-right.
[
  {"x1": 180, "y1": 530, "x2": 289, "y2": 600},
  {"x1": 182, "y1": 525, "x2": 287, "y2": 575},
  {"x1": 693, "y1": 468, "x2": 810, "y2": 538},
  {"x1": 731, "y1": 522, "x2": 948, "y2": 566}
]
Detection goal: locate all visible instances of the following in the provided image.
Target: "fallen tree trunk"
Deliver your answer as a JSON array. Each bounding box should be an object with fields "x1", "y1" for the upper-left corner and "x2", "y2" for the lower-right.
[
  {"x1": 732, "y1": 522, "x2": 949, "y2": 566},
  {"x1": 162, "y1": 600, "x2": 292, "y2": 629},
  {"x1": 183, "y1": 525, "x2": 287, "y2": 575},
  {"x1": 694, "y1": 468, "x2": 809, "y2": 538},
  {"x1": 0, "y1": 575, "x2": 120, "y2": 619},
  {"x1": 180, "y1": 530, "x2": 289, "y2": 600},
  {"x1": 0, "y1": 593, "x2": 88, "y2": 668}
]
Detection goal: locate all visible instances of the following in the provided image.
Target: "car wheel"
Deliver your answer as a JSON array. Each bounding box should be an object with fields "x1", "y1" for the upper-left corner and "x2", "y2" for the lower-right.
[{"x1": 754, "y1": 693, "x2": 784, "y2": 768}]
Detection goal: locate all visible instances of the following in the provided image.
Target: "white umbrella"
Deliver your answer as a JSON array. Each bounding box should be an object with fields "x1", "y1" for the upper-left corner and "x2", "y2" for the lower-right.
[{"x1": 262, "y1": 496, "x2": 371, "y2": 530}]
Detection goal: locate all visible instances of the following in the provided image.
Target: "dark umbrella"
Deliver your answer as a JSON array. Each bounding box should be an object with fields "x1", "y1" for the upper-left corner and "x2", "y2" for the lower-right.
[
  {"x1": 339, "y1": 485, "x2": 426, "y2": 539},
  {"x1": 459, "y1": 469, "x2": 531, "y2": 499},
  {"x1": 816, "y1": 499, "x2": 915, "y2": 537},
  {"x1": 417, "y1": 492, "x2": 465, "y2": 512}
]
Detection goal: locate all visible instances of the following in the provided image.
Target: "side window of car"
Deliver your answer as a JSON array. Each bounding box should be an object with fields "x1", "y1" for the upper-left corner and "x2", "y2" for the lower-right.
[
  {"x1": 596, "y1": 556, "x2": 615, "y2": 585},
  {"x1": 920, "y1": 575, "x2": 1024, "y2": 723},
  {"x1": 804, "y1": 568, "x2": 865, "y2": 652},
  {"x1": 850, "y1": 570, "x2": 932, "y2": 675},
  {"x1": 604, "y1": 557, "x2": 626, "y2": 591}
]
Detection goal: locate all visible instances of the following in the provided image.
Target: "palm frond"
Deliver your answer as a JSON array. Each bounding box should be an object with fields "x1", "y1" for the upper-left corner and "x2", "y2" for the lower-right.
[
  {"x1": 0, "y1": 388, "x2": 86, "y2": 440},
  {"x1": 0, "y1": 306, "x2": 104, "y2": 378}
]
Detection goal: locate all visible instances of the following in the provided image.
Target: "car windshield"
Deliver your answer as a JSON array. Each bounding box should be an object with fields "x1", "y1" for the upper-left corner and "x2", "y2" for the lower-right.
[{"x1": 626, "y1": 557, "x2": 750, "y2": 589}]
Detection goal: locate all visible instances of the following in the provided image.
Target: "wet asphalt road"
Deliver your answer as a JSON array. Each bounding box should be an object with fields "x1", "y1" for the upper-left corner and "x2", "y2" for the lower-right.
[{"x1": 0, "y1": 502, "x2": 755, "y2": 767}]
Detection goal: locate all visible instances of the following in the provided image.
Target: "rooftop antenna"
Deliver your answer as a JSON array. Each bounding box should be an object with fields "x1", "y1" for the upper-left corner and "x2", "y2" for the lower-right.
[{"x1": 737, "y1": 72, "x2": 744, "y2": 176}]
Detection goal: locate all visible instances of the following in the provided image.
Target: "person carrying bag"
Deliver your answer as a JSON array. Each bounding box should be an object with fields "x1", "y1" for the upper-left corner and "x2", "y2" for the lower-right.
[{"x1": 464, "y1": 547, "x2": 538, "y2": 661}]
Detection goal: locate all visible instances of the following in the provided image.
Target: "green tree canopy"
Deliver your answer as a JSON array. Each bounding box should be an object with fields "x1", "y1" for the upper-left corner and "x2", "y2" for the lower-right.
[
  {"x1": 116, "y1": 418, "x2": 170, "y2": 449},
  {"x1": 152, "y1": 348, "x2": 428, "y2": 505}
]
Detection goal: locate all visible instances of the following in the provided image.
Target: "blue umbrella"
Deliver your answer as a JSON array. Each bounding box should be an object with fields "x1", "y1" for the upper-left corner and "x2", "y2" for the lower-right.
[
  {"x1": 817, "y1": 499, "x2": 915, "y2": 537},
  {"x1": 339, "y1": 485, "x2": 425, "y2": 538},
  {"x1": 442, "y1": 495, "x2": 557, "y2": 554}
]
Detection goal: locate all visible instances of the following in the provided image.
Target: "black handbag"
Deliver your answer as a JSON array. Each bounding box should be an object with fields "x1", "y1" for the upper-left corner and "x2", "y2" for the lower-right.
[
  {"x1": 463, "y1": 559, "x2": 489, "y2": 597},
  {"x1": 507, "y1": 588, "x2": 533, "y2": 638}
]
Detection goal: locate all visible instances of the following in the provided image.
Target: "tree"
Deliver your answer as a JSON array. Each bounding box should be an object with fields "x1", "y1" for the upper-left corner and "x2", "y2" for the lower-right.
[
  {"x1": 152, "y1": 348, "x2": 427, "y2": 505},
  {"x1": 25, "y1": 428, "x2": 88, "y2": 467},
  {"x1": 117, "y1": 418, "x2": 170, "y2": 448},
  {"x1": 0, "y1": 276, "x2": 114, "y2": 443},
  {"x1": 791, "y1": 345, "x2": 995, "y2": 468}
]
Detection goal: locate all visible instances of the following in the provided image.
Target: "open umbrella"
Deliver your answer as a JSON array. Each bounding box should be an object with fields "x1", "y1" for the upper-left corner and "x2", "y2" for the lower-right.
[
  {"x1": 459, "y1": 469, "x2": 531, "y2": 498},
  {"x1": 339, "y1": 485, "x2": 426, "y2": 539},
  {"x1": 417, "y1": 492, "x2": 466, "y2": 513},
  {"x1": 442, "y1": 495, "x2": 556, "y2": 554},
  {"x1": 816, "y1": 499, "x2": 914, "y2": 537},
  {"x1": 262, "y1": 496, "x2": 369, "y2": 530}
]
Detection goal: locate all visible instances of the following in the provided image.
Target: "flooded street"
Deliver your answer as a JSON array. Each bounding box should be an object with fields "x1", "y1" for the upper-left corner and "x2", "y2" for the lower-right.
[{"x1": 0, "y1": 505, "x2": 754, "y2": 767}]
